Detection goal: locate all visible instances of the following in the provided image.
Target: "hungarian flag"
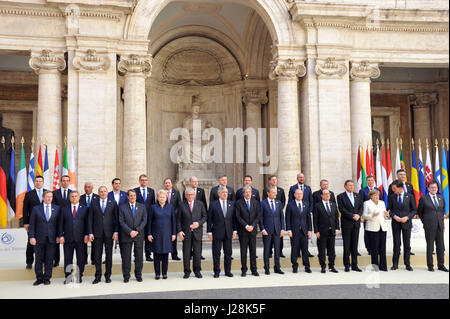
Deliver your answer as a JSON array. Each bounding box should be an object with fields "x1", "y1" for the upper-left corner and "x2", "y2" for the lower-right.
[
  {"x1": 441, "y1": 145, "x2": 449, "y2": 217},
  {"x1": 69, "y1": 145, "x2": 76, "y2": 190},
  {"x1": 53, "y1": 148, "x2": 60, "y2": 190},
  {"x1": 27, "y1": 148, "x2": 35, "y2": 191},
  {"x1": 356, "y1": 146, "x2": 362, "y2": 191},
  {"x1": 15, "y1": 143, "x2": 27, "y2": 220},
  {"x1": 381, "y1": 144, "x2": 389, "y2": 203},
  {"x1": 36, "y1": 144, "x2": 43, "y2": 177},
  {"x1": 7, "y1": 144, "x2": 16, "y2": 224},
  {"x1": 386, "y1": 140, "x2": 393, "y2": 186},
  {"x1": 0, "y1": 146, "x2": 8, "y2": 228},
  {"x1": 435, "y1": 145, "x2": 441, "y2": 192},
  {"x1": 411, "y1": 145, "x2": 420, "y2": 208},
  {"x1": 418, "y1": 142, "x2": 426, "y2": 197},
  {"x1": 43, "y1": 145, "x2": 50, "y2": 190},
  {"x1": 62, "y1": 144, "x2": 69, "y2": 177}
]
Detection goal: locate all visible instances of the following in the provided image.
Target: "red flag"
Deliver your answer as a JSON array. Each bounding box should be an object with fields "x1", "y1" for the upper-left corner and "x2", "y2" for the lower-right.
[
  {"x1": 370, "y1": 145, "x2": 375, "y2": 178},
  {"x1": 366, "y1": 147, "x2": 372, "y2": 180},
  {"x1": 53, "y1": 148, "x2": 60, "y2": 190}
]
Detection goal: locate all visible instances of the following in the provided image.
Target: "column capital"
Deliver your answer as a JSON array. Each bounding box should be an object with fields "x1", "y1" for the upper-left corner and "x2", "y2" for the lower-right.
[
  {"x1": 409, "y1": 92, "x2": 439, "y2": 109},
  {"x1": 29, "y1": 50, "x2": 66, "y2": 75},
  {"x1": 73, "y1": 49, "x2": 110, "y2": 72},
  {"x1": 350, "y1": 61, "x2": 380, "y2": 81},
  {"x1": 118, "y1": 54, "x2": 152, "y2": 77},
  {"x1": 315, "y1": 57, "x2": 347, "y2": 79},
  {"x1": 243, "y1": 88, "x2": 268, "y2": 105},
  {"x1": 269, "y1": 57, "x2": 306, "y2": 81}
]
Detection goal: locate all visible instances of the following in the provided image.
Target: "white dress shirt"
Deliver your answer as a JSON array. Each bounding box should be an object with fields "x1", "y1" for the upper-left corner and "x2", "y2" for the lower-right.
[{"x1": 113, "y1": 191, "x2": 120, "y2": 205}]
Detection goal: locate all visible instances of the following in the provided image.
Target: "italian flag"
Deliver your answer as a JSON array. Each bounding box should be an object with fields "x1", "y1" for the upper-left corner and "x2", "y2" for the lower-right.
[{"x1": 15, "y1": 144, "x2": 27, "y2": 220}]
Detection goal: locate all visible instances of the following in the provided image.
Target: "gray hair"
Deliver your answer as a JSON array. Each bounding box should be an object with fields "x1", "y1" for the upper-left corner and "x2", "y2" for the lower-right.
[
  {"x1": 218, "y1": 186, "x2": 228, "y2": 193},
  {"x1": 242, "y1": 185, "x2": 252, "y2": 192},
  {"x1": 185, "y1": 187, "x2": 195, "y2": 194}
]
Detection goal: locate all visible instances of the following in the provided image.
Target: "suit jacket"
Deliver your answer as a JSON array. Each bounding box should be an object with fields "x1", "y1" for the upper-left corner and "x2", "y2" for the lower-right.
[
  {"x1": 23, "y1": 188, "x2": 48, "y2": 225},
  {"x1": 387, "y1": 191, "x2": 417, "y2": 230},
  {"x1": 418, "y1": 194, "x2": 445, "y2": 232},
  {"x1": 288, "y1": 184, "x2": 313, "y2": 209},
  {"x1": 337, "y1": 192, "x2": 363, "y2": 229},
  {"x1": 259, "y1": 198, "x2": 285, "y2": 236},
  {"x1": 285, "y1": 200, "x2": 312, "y2": 236},
  {"x1": 52, "y1": 188, "x2": 72, "y2": 208},
  {"x1": 207, "y1": 200, "x2": 236, "y2": 240},
  {"x1": 80, "y1": 193, "x2": 99, "y2": 208},
  {"x1": 108, "y1": 190, "x2": 128, "y2": 207},
  {"x1": 118, "y1": 202, "x2": 147, "y2": 243},
  {"x1": 134, "y1": 186, "x2": 156, "y2": 216},
  {"x1": 177, "y1": 200, "x2": 207, "y2": 241},
  {"x1": 313, "y1": 201, "x2": 340, "y2": 235},
  {"x1": 235, "y1": 188, "x2": 261, "y2": 202},
  {"x1": 166, "y1": 188, "x2": 182, "y2": 214},
  {"x1": 388, "y1": 182, "x2": 415, "y2": 202},
  {"x1": 183, "y1": 187, "x2": 208, "y2": 210},
  {"x1": 262, "y1": 186, "x2": 286, "y2": 209},
  {"x1": 209, "y1": 186, "x2": 235, "y2": 206},
  {"x1": 359, "y1": 186, "x2": 383, "y2": 203},
  {"x1": 88, "y1": 197, "x2": 119, "y2": 238},
  {"x1": 59, "y1": 204, "x2": 89, "y2": 243},
  {"x1": 235, "y1": 198, "x2": 260, "y2": 235},
  {"x1": 29, "y1": 204, "x2": 61, "y2": 244}
]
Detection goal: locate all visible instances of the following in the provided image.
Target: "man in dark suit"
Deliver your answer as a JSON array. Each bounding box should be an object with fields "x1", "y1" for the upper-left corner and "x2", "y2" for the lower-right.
[
  {"x1": 23, "y1": 175, "x2": 47, "y2": 269},
  {"x1": 286, "y1": 188, "x2": 312, "y2": 273},
  {"x1": 52, "y1": 175, "x2": 72, "y2": 268},
  {"x1": 236, "y1": 175, "x2": 261, "y2": 202},
  {"x1": 209, "y1": 175, "x2": 235, "y2": 206},
  {"x1": 260, "y1": 186, "x2": 285, "y2": 275},
  {"x1": 312, "y1": 179, "x2": 337, "y2": 207},
  {"x1": 313, "y1": 189, "x2": 340, "y2": 273},
  {"x1": 59, "y1": 191, "x2": 89, "y2": 284},
  {"x1": 177, "y1": 187, "x2": 207, "y2": 278},
  {"x1": 337, "y1": 180, "x2": 363, "y2": 272},
  {"x1": 133, "y1": 174, "x2": 155, "y2": 262},
  {"x1": 164, "y1": 178, "x2": 182, "y2": 260},
  {"x1": 118, "y1": 189, "x2": 147, "y2": 282},
  {"x1": 235, "y1": 186, "x2": 260, "y2": 277},
  {"x1": 28, "y1": 191, "x2": 61, "y2": 285},
  {"x1": 418, "y1": 181, "x2": 448, "y2": 272},
  {"x1": 80, "y1": 182, "x2": 99, "y2": 265},
  {"x1": 108, "y1": 178, "x2": 128, "y2": 206},
  {"x1": 208, "y1": 187, "x2": 237, "y2": 277},
  {"x1": 388, "y1": 179, "x2": 416, "y2": 271},
  {"x1": 263, "y1": 175, "x2": 286, "y2": 258},
  {"x1": 359, "y1": 175, "x2": 382, "y2": 255},
  {"x1": 89, "y1": 186, "x2": 119, "y2": 284}
]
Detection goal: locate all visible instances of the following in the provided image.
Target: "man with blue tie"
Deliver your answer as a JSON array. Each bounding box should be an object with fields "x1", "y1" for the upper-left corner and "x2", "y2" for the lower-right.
[
  {"x1": 286, "y1": 189, "x2": 312, "y2": 273},
  {"x1": 29, "y1": 191, "x2": 61, "y2": 286},
  {"x1": 359, "y1": 175, "x2": 382, "y2": 255},
  {"x1": 260, "y1": 186, "x2": 285, "y2": 275},
  {"x1": 133, "y1": 174, "x2": 155, "y2": 262},
  {"x1": 59, "y1": 191, "x2": 90, "y2": 284},
  {"x1": 208, "y1": 187, "x2": 237, "y2": 278},
  {"x1": 118, "y1": 190, "x2": 147, "y2": 282}
]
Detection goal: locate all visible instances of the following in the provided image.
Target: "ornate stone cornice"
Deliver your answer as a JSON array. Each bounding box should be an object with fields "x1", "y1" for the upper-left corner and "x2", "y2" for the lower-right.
[
  {"x1": 315, "y1": 57, "x2": 347, "y2": 79},
  {"x1": 409, "y1": 92, "x2": 439, "y2": 109},
  {"x1": 243, "y1": 89, "x2": 268, "y2": 105},
  {"x1": 269, "y1": 58, "x2": 306, "y2": 81},
  {"x1": 350, "y1": 61, "x2": 380, "y2": 81},
  {"x1": 73, "y1": 49, "x2": 110, "y2": 72},
  {"x1": 0, "y1": 6, "x2": 121, "y2": 21},
  {"x1": 118, "y1": 54, "x2": 152, "y2": 77},
  {"x1": 29, "y1": 50, "x2": 66, "y2": 75}
]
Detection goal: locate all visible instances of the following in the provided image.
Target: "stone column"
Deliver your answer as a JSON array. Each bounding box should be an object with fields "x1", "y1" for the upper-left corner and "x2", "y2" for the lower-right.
[
  {"x1": 269, "y1": 58, "x2": 306, "y2": 191},
  {"x1": 243, "y1": 88, "x2": 267, "y2": 192},
  {"x1": 349, "y1": 61, "x2": 380, "y2": 181},
  {"x1": 409, "y1": 92, "x2": 438, "y2": 145},
  {"x1": 118, "y1": 54, "x2": 152, "y2": 190},
  {"x1": 29, "y1": 50, "x2": 66, "y2": 175}
]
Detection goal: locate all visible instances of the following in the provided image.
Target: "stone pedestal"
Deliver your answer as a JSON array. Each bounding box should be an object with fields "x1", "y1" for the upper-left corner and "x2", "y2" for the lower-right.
[{"x1": 409, "y1": 92, "x2": 438, "y2": 145}]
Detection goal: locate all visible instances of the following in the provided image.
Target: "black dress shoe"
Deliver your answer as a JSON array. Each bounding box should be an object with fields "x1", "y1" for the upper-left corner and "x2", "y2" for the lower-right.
[
  {"x1": 146, "y1": 256, "x2": 153, "y2": 262},
  {"x1": 438, "y1": 266, "x2": 449, "y2": 272},
  {"x1": 410, "y1": 252, "x2": 415, "y2": 255},
  {"x1": 123, "y1": 278, "x2": 130, "y2": 283},
  {"x1": 274, "y1": 269, "x2": 285, "y2": 275},
  {"x1": 172, "y1": 256, "x2": 181, "y2": 261},
  {"x1": 183, "y1": 273, "x2": 191, "y2": 279},
  {"x1": 44, "y1": 280, "x2": 51, "y2": 285},
  {"x1": 352, "y1": 267, "x2": 363, "y2": 272},
  {"x1": 201, "y1": 256, "x2": 205, "y2": 260},
  {"x1": 155, "y1": 276, "x2": 160, "y2": 280},
  {"x1": 225, "y1": 273, "x2": 234, "y2": 277},
  {"x1": 241, "y1": 272, "x2": 247, "y2": 277},
  {"x1": 105, "y1": 278, "x2": 112, "y2": 283},
  {"x1": 330, "y1": 267, "x2": 338, "y2": 273},
  {"x1": 280, "y1": 254, "x2": 286, "y2": 258},
  {"x1": 293, "y1": 267, "x2": 298, "y2": 273},
  {"x1": 26, "y1": 264, "x2": 32, "y2": 270},
  {"x1": 357, "y1": 252, "x2": 361, "y2": 256},
  {"x1": 321, "y1": 268, "x2": 326, "y2": 273},
  {"x1": 405, "y1": 265, "x2": 413, "y2": 271},
  {"x1": 428, "y1": 267, "x2": 434, "y2": 272},
  {"x1": 305, "y1": 267, "x2": 312, "y2": 273},
  {"x1": 92, "y1": 278, "x2": 101, "y2": 284},
  {"x1": 307, "y1": 252, "x2": 314, "y2": 258},
  {"x1": 265, "y1": 269, "x2": 270, "y2": 275},
  {"x1": 251, "y1": 271, "x2": 259, "y2": 277},
  {"x1": 102, "y1": 261, "x2": 106, "y2": 264},
  {"x1": 195, "y1": 273, "x2": 203, "y2": 279},
  {"x1": 391, "y1": 266, "x2": 398, "y2": 271},
  {"x1": 344, "y1": 267, "x2": 350, "y2": 272},
  {"x1": 163, "y1": 275, "x2": 168, "y2": 279},
  {"x1": 231, "y1": 256, "x2": 234, "y2": 260},
  {"x1": 136, "y1": 277, "x2": 143, "y2": 282},
  {"x1": 53, "y1": 262, "x2": 59, "y2": 268},
  {"x1": 33, "y1": 280, "x2": 43, "y2": 286},
  {"x1": 213, "y1": 273, "x2": 220, "y2": 278}
]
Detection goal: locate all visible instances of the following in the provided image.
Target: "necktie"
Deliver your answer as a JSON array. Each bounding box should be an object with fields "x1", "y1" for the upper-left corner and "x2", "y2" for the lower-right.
[
  {"x1": 398, "y1": 194, "x2": 403, "y2": 208},
  {"x1": 349, "y1": 193, "x2": 354, "y2": 206},
  {"x1": 45, "y1": 205, "x2": 50, "y2": 222},
  {"x1": 189, "y1": 202, "x2": 193, "y2": 213},
  {"x1": 72, "y1": 206, "x2": 77, "y2": 218},
  {"x1": 298, "y1": 202, "x2": 303, "y2": 212},
  {"x1": 168, "y1": 191, "x2": 171, "y2": 204},
  {"x1": 132, "y1": 204, "x2": 135, "y2": 217},
  {"x1": 222, "y1": 200, "x2": 227, "y2": 217},
  {"x1": 87, "y1": 195, "x2": 91, "y2": 208},
  {"x1": 271, "y1": 200, "x2": 275, "y2": 213},
  {"x1": 38, "y1": 189, "x2": 42, "y2": 203},
  {"x1": 63, "y1": 189, "x2": 67, "y2": 200},
  {"x1": 142, "y1": 189, "x2": 146, "y2": 202},
  {"x1": 326, "y1": 202, "x2": 331, "y2": 215},
  {"x1": 433, "y1": 196, "x2": 439, "y2": 209},
  {"x1": 101, "y1": 200, "x2": 105, "y2": 214},
  {"x1": 246, "y1": 200, "x2": 251, "y2": 212}
]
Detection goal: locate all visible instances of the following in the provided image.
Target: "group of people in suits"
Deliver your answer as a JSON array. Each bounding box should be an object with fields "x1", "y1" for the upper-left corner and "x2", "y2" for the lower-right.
[{"x1": 23, "y1": 169, "x2": 448, "y2": 286}]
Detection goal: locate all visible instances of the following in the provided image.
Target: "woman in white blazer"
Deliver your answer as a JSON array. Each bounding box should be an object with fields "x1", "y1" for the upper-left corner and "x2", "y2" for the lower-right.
[{"x1": 362, "y1": 190, "x2": 390, "y2": 271}]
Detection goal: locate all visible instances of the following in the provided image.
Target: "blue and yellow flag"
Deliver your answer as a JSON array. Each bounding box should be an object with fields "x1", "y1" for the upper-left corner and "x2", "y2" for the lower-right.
[{"x1": 441, "y1": 145, "x2": 449, "y2": 218}]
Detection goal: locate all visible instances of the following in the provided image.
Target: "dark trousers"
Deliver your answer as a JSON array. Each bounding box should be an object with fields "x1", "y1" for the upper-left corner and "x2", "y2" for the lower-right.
[
  {"x1": 238, "y1": 231, "x2": 257, "y2": 273},
  {"x1": 172, "y1": 237, "x2": 178, "y2": 258},
  {"x1": 367, "y1": 229, "x2": 387, "y2": 271},
  {"x1": 212, "y1": 236, "x2": 232, "y2": 274},
  {"x1": 425, "y1": 228, "x2": 445, "y2": 268},
  {"x1": 392, "y1": 222, "x2": 411, "y2": 267},
  {"x1": 34, "y1": 238, "x2": 56, "y2": 281},
  {"x1": 317, "y1": 229, "x2": 336, "y2": 268},
  {"x1": 120, "y1": 239, "x2": 144, "y2": 279},
  {"x1": 342, "y1": 226, "x2": 360, "y2": 269},
  {"x1": 154, "y1": 253, "x2": 169, "y2": 276},
  {"x1": 270, "y1": 236, "x2": 284, "y2": 256},
  {"x1": 183, "y1": 233, "x2": 202, "y2": 274},
  {"x1": 263, "y1": 233, "x2": 281, "y2": 271},
  {"x1": 26, "y1": 237, "x2": 35, "y2": 265},
  {"x1": 291, "y1": 232, "x2": 310, "y2": 268},
  {"x1": 93, "y1": 236, "x2": 114, "y2": 279},
  {"x1": 82, "y1": 242, "x2": 95, "y2": 264},
  {"x1": 363, "y1": 222, "x2": 371, "y2": 253},
  {"x1": 63, "y1": 241, "x2": 86, "y2": 279},
  {"x1": 54, "y1": 243, "x2": 60, "y2": 264}
]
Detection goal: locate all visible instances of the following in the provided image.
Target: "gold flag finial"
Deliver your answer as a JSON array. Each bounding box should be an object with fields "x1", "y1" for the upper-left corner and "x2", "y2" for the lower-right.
[
  {"x1": 411, "y1": 138, "x2": 415, "y2": 150},
  {"x1": 418, "y1": 138, "x2": 422, "y2": 147},
  {"x1": 381, "y1": 138, "x2": 385, "y2": 146},
  {"x1": 31, "y1": 136, "x2": 35, "y2": 144},
  {"x1": 44, "y1": 138, "x2": 48, "y2": 146},
  {"x1": 64, "y1": 136, "x2": 67, "y2": 145},
  {"x1": 446, "y1": 138, "x2": 449, "y2": 150},
  {"x1": 11, "y1": 135, "x2": 15, "y2": 145},
  {"x1": 387, "y1": 138, "x2": 390, "y2": 146},
  {"x1": 426, "y1": 138, "x2": 429, "y2": 148},
  {"x1": 435, "y1": 138, "x2": 439, "y2": 148},
  {"x1": 1, "y1": 136, "x2": 5, "y2": 149},
  {"x1": 376, "y1": 138, "x2": 380, "y2": 147},
  {"x1": 21, "y1": 137, "x2": 24, "y2": 145}
]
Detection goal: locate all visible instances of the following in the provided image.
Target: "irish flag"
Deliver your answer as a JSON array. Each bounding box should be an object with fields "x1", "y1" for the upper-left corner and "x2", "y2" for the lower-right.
[
  {"x1": 15, "y1": 144, "x2": 27, "y2": 220},
  {"x1": 68, "y1": 145, "x2": 76, "y2": 190}
]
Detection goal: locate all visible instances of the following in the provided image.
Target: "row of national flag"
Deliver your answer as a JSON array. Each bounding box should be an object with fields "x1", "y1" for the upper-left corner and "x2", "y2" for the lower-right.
[
  {"x1": 357, "y1": 138, "x2": 449, "y2": 218},
  {"x1": 0, "y1": 138, "x2": 77, "y2": 228}
]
